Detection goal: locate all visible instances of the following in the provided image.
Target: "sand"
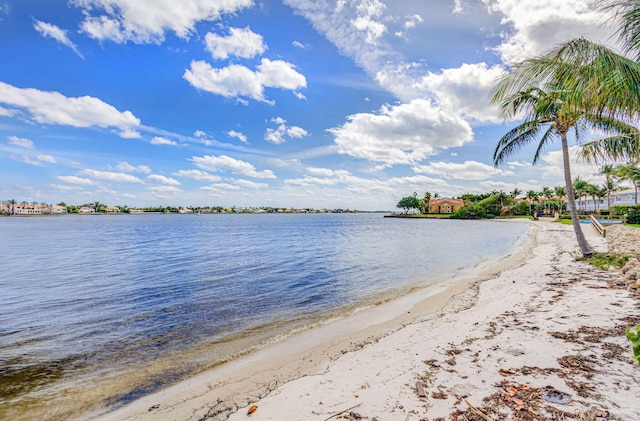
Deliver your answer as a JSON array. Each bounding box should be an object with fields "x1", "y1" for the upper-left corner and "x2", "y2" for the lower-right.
[{"x1": 93, "y1": 221, "x2": 640, "y2": 421}]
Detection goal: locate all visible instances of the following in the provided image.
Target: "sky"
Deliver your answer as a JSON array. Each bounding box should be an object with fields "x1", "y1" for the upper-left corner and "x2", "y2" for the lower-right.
[{"x1": 0, "y1": 0, "x2": 627, "y2": 211}]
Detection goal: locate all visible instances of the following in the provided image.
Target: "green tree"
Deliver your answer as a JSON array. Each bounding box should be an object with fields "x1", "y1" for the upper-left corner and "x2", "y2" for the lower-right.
[
  {"x1": 525, "y1": 190, "x2": 538, "y2": 215},
  {"x1": 396, "y1": 194, "x2": 420, "y2": 214},
  {"x1": 599, "y1": 164, "x2": 617, "y2": 209},
  {"x1": 573, "y1": 177, "x2": 589, "y2": 212},
  {"x1": 554, "y1": 185, "x2": 567, "y2": 212},
  {"x1": 510, "y1": 188, "x2": 522, "y2": 199}
]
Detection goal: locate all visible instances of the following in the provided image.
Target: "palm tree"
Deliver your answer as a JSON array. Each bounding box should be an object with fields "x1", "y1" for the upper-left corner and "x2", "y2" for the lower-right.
[
  {"x1": 423, "y1": 192, "x2": 432, "y2": 214},
  {"x1": 554, "y1": 185, "x2": 567, "y2": 212},
  {"x1": 490, "y1": 37, "x2": 640, "y2": 256},
  {"x1": 599, "y1": 164, "x2": 617, "y2": 209},
  {"x1": 525, "y1": 190, "x2": 538, "y2": 215},
  {"x1": 615, "y1": 162, "x2": 640, "y2": 204},
  {"x1": 573, "y1": 177, "x2": 589, "y2": 212},
  {"x1": 600, "y1": 0, "x2": 640, "y2": 60}
]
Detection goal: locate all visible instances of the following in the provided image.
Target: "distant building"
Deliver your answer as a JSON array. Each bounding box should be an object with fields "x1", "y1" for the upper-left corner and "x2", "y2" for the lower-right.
[
  {"x1": 78, "y1": 206, "x2": 96, "y2": 214},
  {"x1": 429, "y1": 198, "x2": 464, "y2": 214},
  {"x1": 51, "y1": 205, "x2": 67, "y2": 214},
  {"x1": 105, "y1": 206, "x2": 121, "y2": 213}
]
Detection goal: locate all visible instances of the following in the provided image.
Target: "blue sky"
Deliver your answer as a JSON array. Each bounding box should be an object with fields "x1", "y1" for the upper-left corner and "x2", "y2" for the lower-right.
[{"x1": 0, "y1": 0, "x2": 624, "y2": 211}]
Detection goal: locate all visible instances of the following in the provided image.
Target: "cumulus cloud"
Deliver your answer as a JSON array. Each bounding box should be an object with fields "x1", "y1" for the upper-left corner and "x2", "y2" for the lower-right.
[
  {"x1": 264, "y1": 117, "x2": 308, "y2": 144},
  {"x1": 228, "y1": 130, "x2": 247, "y2": 143},
  {"x1": 411, "y1": 63, "x2": 507, "y2": 124},
  {"x1": 191, "y1": 154, "x2": 277, "y2": 179},
  {"x1": 80, "y1": 169, "x2": 143, "y2": 182},
  {"x1": 412, "y1": 160, "x2": 514, "y2": 180},
  {"x1": 173, "y1": 169, "x2": 222, "y2": 182},
  {"x1": 184, "y1": 58, "x2": 306, "y2": 103},
  {"x1": 483, "y1": 0, "x2": 617, "y2": 64},
  {"x1": 328, "y1": 99, "x2": 473, "y2": 166},
  {"x1": 538, "y1": 146, "x2": 602, "y2": 182},
  {"x1": 72, "y1": 0, "x2": 253, "y2": 44},
  {"x1": 57, "y1": 175, "x2": 94, "y2": 185},
  {"x1": 8, "y1": 135, "x2": 34, "y2": 149},
  {"x1": 115, "y1": 161, "x2": 151, "y2": 174},
  {"x1": 147, "y1": 174, "x2": 180, "y2": 185},
  {"x1": 205, "y1": 26, "x2": 266, "y2": 59},
  {"x1": 150, "y1": 136, "x2": 178, "y2": 146},
  {"x1": 33, "y1": 20, "x2": 84, "y2": 58},
  {"x1": 0, "y1": 82, "x2": 140, "y2": 137}
]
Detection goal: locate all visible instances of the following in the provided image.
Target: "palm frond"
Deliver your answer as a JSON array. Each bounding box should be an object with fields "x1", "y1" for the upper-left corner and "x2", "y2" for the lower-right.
[
  {"x1": 493, "y1": 120, "x2": 547, "y2": 166},
  {"x1": 532, "y1": 126, "x2": 556, "y2": 165}
]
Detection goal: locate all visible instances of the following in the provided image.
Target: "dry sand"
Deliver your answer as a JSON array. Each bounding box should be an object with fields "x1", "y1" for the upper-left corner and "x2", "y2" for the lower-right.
[{"x1": 94, "y1": 221, "x2": 640, "y2": 421}]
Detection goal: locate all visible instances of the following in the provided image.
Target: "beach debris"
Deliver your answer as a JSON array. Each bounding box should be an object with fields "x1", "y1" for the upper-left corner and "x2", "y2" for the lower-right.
[
  {"x1": 416, "y1": 381, "x2": 427, "y2": 397},
  {"x1": 463, "y1": 399, "x2": 491, "y2": 420},
  {"x1": 324, "y1": 403, "x2": 362, "y2": 421},
  {"x1": 247, "y1": 405, "x2": 258, "y2": 415},
  {"x1": 148, "y1": 404, "x2": 160, "y2": 411},
  {"x1": 542, "y1": 386, "x2": 572, "y2": 404}
]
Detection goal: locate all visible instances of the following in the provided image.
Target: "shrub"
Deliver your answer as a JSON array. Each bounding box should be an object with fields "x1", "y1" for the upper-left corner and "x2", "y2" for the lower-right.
[
  {"x1": 451, "y1": 204, "x2": 486, "y2": 219},
  {"x1": 627, "y1": 325, "x2": 640, "y2": 366},
  {"x1": 627, "y1": 208, "x2": 640, "y2": 224}
]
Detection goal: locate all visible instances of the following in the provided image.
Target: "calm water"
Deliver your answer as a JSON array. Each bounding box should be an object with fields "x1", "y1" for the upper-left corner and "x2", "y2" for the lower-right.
[{"x1": 0, "y1": 213, "x2": 528, "y2": 420}]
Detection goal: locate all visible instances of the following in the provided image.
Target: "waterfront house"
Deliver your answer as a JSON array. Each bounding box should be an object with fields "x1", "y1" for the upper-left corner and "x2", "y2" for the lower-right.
[
  {"x1": 51, "y1": 205, "x2": 67, "y2": 214},
  {"x1": 105, "y1": 206, "x2": 121, "y2": 213},
  {"x1": 78, "y1": 206, "x2": 96, "y2": 214},
  {"x1": 428, "y1": 198, "x2": 464, "y2": 214}
]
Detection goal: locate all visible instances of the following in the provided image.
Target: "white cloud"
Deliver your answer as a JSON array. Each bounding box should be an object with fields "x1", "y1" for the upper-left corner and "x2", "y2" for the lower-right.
[
  {"x1": 115, "y1": 161, "x2": 151, "y2": 174},
  {"x1": 57, "y1": 175, "x2": 94, "y2": 185},
  {"x1": 37, "y1": 154, "x2": 56, "y2": 163},
  {"x1": 80, "y1": 169, "x2": 143, "y2": 182},
  {"x1": 328, "y1": 99, "x2": 473, "y2": 166},
  {"x1": 191, "y1": 154, "x2": 277, "y2": 179},
  {"x1": 147, "y1": 174, "x2": 180, "y2": 185},
  {"x1": 264, "y1": 117, "x2": 308, "y2": 144},
  {"x1": 484, "y1": 0, "x2": 617, "y2": 64},
  {"x1": 33, "y1": 20, "x2": 84, "y2": 58},
  {"x1": 73, "y1": 0, "x2": 253, "y2": 44},
  {"x1": 8, "y1": 135, "x2": 34, "y2": 149},
  {"x1": 292, "y1": 40, "x2": 305, "y2": 49},
  {"x1": 412, "y1": 160, "x2": 514, "y2": 180},
  {"x1": 14, "y1": 155, "x2": 43, "y2": 166},
  {"x1": 0, "y1": 106, "x2": 16, "y2": 117},
  {"x1": 147, "y1": 185, "x2": 184, "y2": 196},
  {"x1": 538, "y1": 146, "x2": 602, "y2": 182},
  {"x1": 233, "y1": 179, "x2": 269, "y2": 189},
  {"x1": 0, "y1": 82, "x2": 140, "y2": 137},
  {"x1": 150, "y1": 136, "x2": 178, "y2": 146},
  {"x1": 173, "y1": 169, "x2": 222, "y2": 182},
  {"x1": 194, "y1": 130, "x2": 207, "y2": 138},
  {"x1": 205, "y1": 26, "x2": 266, "y2": 59},
  {"x1": 411, "y1": 63, "x2": 507, "y2": 124},
  {"x1": 184, "y1": 58, "x2": 306, "y2": 103},
  {"x1": 228, "y1": 129, "x2": 247, "y2": 143}
]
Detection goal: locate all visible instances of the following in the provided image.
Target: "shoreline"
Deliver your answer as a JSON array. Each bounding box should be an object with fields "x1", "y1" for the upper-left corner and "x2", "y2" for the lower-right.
[{"x1": 90, "y1": 220, "x2": 539, "y2": 421}]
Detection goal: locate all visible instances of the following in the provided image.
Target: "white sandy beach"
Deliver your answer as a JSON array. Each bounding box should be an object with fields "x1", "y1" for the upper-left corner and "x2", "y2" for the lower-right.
[{"x1": 94, "y1": 221, "x2": 640, "y2": 421}]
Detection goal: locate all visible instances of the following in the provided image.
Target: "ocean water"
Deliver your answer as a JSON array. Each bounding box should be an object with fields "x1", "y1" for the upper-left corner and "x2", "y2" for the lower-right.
[{"x1": 0, "y1": 213, "x2": 529, "y2": 420}]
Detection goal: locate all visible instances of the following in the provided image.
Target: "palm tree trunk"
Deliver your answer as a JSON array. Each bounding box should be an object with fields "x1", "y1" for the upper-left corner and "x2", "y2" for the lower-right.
[{"x1": 561, "y1": 133, "x2": 592, "y2": 257}]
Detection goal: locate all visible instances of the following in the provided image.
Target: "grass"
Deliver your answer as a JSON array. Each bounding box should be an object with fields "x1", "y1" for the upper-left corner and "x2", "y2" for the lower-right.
[{"x1": 577, "y1": 252, "x2": 629, "y2": 271}]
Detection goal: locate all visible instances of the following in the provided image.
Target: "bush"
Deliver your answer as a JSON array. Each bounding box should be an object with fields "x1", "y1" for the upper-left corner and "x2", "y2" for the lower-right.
[
  {"x1": 627, "y1": 208, "x2": 640, "y2": 224},
  {"x1": 510, "y1": 201, "x2": 530, "y2": 216},
  {"x1": 451, "y1": 204, "x2": 486, "y2": 219},
  {"x1": 485, "y1": 213, "x2": 496, "y2": 219}
]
